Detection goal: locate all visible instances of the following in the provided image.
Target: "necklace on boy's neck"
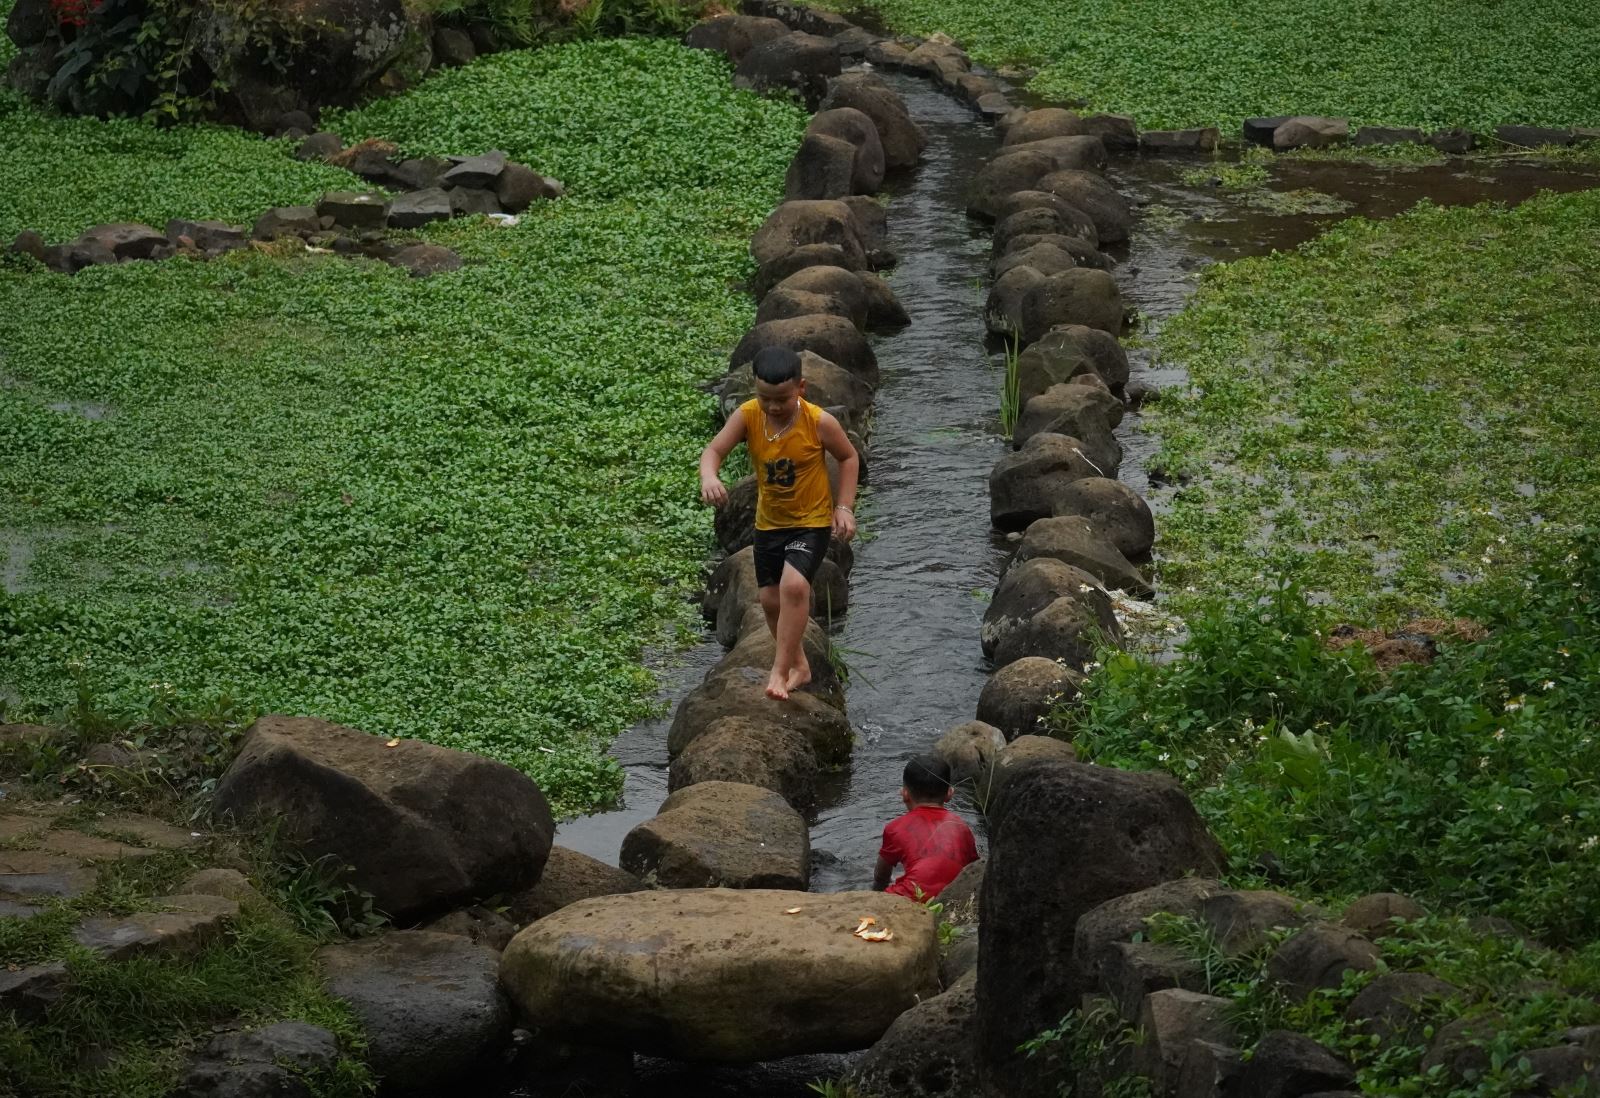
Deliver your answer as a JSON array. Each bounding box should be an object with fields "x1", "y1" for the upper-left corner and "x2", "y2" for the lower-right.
[{"x1": 762, "y1": 409, "x2": 796, "y2": 443}]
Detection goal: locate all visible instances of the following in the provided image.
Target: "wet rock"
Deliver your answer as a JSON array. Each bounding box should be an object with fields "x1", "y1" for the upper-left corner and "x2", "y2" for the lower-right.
[
  {"x1": 967, "y1": 150, "x2": 1061, "y2": 220},
  {"x1": 73, "y1": 894, "x2": 238, "y2": 960},
  {"x1": 933, "y1": 720, "x2": 1007, "y2": 790},
  {"x1": 667, "y1": 664, "x2": 852, "y2": 765},
  {"x1": 1273, "y1": 116, "x2": 1349, "y2": 150},
  {"x1": 997, "y1": 231, "x2": 1113, "y2": 272},
  {"x1": 1141, "y1": 127, "x2": 1220, "y2": 151},
  {"x1": 684, "y1": 14, "x2": 789, "y2": 65},
  {"x1": 1002, "y1": 107, "x2": 1088, "y2": 146},
  {"x1": 991, "y1": 433, "x2": 1112, "y2": 531},
  {"x1": 993, "y1": 241, "x2": 1080, "y2": 284},
  {"x1": 1354, "y1": 125, "x2": 1425, "y2": 146},
  {"x1": 1035, "y1": 169, "x2": 1133, "y2": 244},
  {"x1": 1103, "y1": 940, "x2": 1207, "y2": 1021},
  {"x1": 1135, "y1": 989, "x2": 1237, "y2": 1089},
  {"x1": 730, "y1": 315, "x2": 878, "y2": 387},
  {"x1": 1008, "y1": 515, "x2": 1151, "y2": 598},
  {"x1": 622, "y1": 780, "x2": 809, "y2": 890},
  {"x1": 977, "y1": 655, "x2": 1083, "y2": 740},
  {"x1": 768, "y1": 264, "x2": 869, "y2": 326},
  {"x1": 214, "y1": 714, "x2": 553, "y2": 922},
  {"x1": 1021, "y1": 323, "x2": 1130, "y2": 395},
  {"x1": 819, "y1": 75, "x2": 923, "y2": 171},
  {"x1": 1496, "y1": 124, "x2": 1575, "y2": 148},
  {"x1": 174, "y1": 1021, "x2": 340, "y2": 1098},
  {"x1": 978, "y1": 761, "x2": 1225, "y2": 1091},
  {"x1": 841, "y1": 194, "x2": 890, "y2": 261},
  {"x1": 502, "y1": 889, "x2": 939, "y2": 1061},
  {"x1": 1047, "y1": 477, "x2": 1155, "y2": 561},
  {"x1": 79, "y1": 222, "x2": 173, "y2": 261},
  {"x1": 504, "y1": 845, "x2": 642, "y2": 924},
  {"x1": 758, "y1": 282, "x2": 863, "y2": 327},
  {"x1": 750, "y1": 199, "x2": 870, "y2": 269},
  {"x1": 742, "y1": 0, "x2": 854, "y2": 37},
  {"x1": 496, "y1": 162, "x2": 554, "y2": 212},
  {"x1": 387, "y1": 188, "x2": 453, "y2": 229},
  {"x1": 992, "y1": 588, "x2": 1122, "y2": 670},
  {"x1": 975, "y1": 734, "x2": 1078, "y2": 811},
  {"x1": 1013, "y1": 382, "x2": 1122, "y2": 468},
  {"x1": 1019, "y1": 267, "x2": 1124, "y2": 342},
  {"x1": 847, "y1": 972, "x2": 979, "y2": 1098},
  {"x1": 421, "y1": 905, "x2": 517, "y2": 951},
  {"x1": 1236, "y1": 1030, "x2": 1355, "y2": 1098},
  {"x1": 834, "y1": 25, "x2": 880, "y2": 57},
  {"x1": 734, "y1": 31, "x2": 841, "y2": 108},
  {"x1": 702, "y1": 542, "x2": 849, "y2": 643},
  {"x1": 984, "y1": 265, "x2": 1044, "y2": 336},
  {"x1": 1082, "y1": 113, "x2": 1139, "y2": 150},
  {"x1": 1428, "y1": 127, "x2": 1476, "y2": 153},
  {"x1": 386, "y1": 243, "x2": 463, "y2": 277},
  {"x1": 1340, "y1": 892, "x2": 1425, "y2": 937},
  {"x1": 906, "y1": 38, "x2": 968, "y2": 76},
  {"x1": 432, "y1": 26, "x2": 476, "y2": 67},
  {"x1": 864, "y1": 38, "x2": 915, "y2": 69},
  {"x1": 977, "y1": 93, "x2": 1013, "y2": 121},
  {"x1": 165, "y1": 218, "x2": 247, "y2": 255},
  {"x1": 982, "y1": 556, "x2": 1117, "y2": 662},
  {"x1": 1004, "y1": 135, "x2": 1109, "y2": 177},
  {"x1": 995, "y1": 203, "x2": 1098, "y2": 251},
  {"x1": 296, "y1": 131, "x2": 343, "y2": 161},
  {"x1": 1267, "y1": 923, "x2": 1381, "y2": 1000},
  {"x1": 855, "y1": 270, "x2": 910, "y2": 330},
  {"x1": 1344, "y1": 972, "x2": 1460, "y2": 1044},
  {"x1": 785, "y1": 132, "x2": 858, "y2": 200},
  {"x1": 0, "y1": 850, "x2": 97, "y2": 899},
  {"x1": 715, "y1": 615, "x2": 844, "y2": 710},
  {"x1": 318, "y1": 931, "x2": 510, "y2": 1092},
  {"x1": 807, "y1": 107, "x2": 887, "y2": 194},
  {"x1": 1243, "y1": 116, "x2": 1295, "y2": 146},
  {"x1": 252, "y1": 206, "x2": 320, "y2": 240},
  {"x1": 668, "y1": 716, "x2": 819, "y2": 815},
  {"x1": 316, "y1": 191, "x2": 388, "y2": 230}
]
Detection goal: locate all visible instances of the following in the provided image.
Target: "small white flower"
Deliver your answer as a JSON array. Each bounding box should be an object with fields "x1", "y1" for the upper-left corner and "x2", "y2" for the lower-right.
[
  {"x1": 1158, "y1": 752, "x2": 1171, "y2": 762},
  {"x1": 1481, "y1": 555, "x2": 1493, "y2": 565},
  {"x1": 1478, "y1": 757, "x2": 1490, "y2": 769},
  {"x1": 1582, "y1": 836, "x2": 1599, "y2": 852},
  {"x1": 1543, "y1": 680, "x2": 1556, "y2": 691},
  {"x1": 1493, "y1": 803, "x2": 1505, "y2": 812},
  {"x1": 1505, "y1": 698, "x2": 1524, "y2": 712},
  {"x1": 1492, "y1": 728, "x2": 1505, "y2": 741}
]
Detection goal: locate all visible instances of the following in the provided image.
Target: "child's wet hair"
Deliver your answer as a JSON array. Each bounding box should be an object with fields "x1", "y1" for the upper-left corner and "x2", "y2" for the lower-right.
[
  {"x1": 903, "y1": 754, "x2": 953, "y2": 801},
  {"x1": 751, "y1": 345, "x2": 803, "y2": 386}
]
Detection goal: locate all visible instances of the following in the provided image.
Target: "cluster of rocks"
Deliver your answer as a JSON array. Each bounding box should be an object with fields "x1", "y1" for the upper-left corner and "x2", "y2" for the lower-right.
[
  {"x1": 1243, "y1": 114, "x2": 1600, "y2": 153},
  {"x1": 6, "y1": 144, "x2": 559, "y2": 278}
]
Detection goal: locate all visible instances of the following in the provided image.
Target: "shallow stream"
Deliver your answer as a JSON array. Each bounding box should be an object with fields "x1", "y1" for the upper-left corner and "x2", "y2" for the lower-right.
[{"x1": 545, "y1": 72, "x2": 1600, "y2": 1096}]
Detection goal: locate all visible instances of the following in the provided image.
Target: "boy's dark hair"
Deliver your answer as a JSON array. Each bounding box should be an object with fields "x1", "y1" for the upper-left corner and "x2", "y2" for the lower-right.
[
  {"x1": 903, "y1": 754, "x2": 952, "y2": 801},
  {"x1": 751, "y1": 345, "x2": 802, "y2": 386}
]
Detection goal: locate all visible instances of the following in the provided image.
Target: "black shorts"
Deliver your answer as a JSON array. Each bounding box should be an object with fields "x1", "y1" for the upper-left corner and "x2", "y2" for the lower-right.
[{"x1": 753, "y1": 526, "x2": 831, "y2": 587}]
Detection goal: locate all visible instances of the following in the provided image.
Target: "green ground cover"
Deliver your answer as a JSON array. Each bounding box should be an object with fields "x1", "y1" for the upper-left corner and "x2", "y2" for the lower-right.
[
  {"x1": 1144, "y1": 188, "x2": 1600, "y2": 622},
  {"x1": 834, "y1": 0, "x2": 1600, "y2": 132},
  {"x1": 0, "y1": 38, "x2": 805, "y2": 816}
]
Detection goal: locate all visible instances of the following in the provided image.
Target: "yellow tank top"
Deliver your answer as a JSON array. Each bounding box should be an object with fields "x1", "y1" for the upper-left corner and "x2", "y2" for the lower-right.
[{"x1": 741, "y1": 398, "x2": 834, "y2": 530}]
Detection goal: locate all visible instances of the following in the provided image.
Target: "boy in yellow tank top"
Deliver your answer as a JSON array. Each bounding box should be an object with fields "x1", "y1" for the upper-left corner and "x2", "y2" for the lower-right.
[{"x1": 699, "y1": 346, "x2": 860, "y2": 700}]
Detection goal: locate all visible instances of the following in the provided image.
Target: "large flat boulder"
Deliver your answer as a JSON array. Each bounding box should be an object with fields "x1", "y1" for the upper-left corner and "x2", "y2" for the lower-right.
[
  {"x1": 500, "y1": 889, "x2": 939, "y2": 1061},
  {"x1": 213, "y1": 715, "x2": 553, "y2": 922},
  {"x1": 620, "y1": 781, "x2": 809, "y2": 890}
]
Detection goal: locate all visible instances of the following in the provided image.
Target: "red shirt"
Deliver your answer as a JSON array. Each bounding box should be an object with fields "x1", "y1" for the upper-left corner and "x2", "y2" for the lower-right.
[{"x1": 879, "y1": 805, "x2": 979, "y2": 900}]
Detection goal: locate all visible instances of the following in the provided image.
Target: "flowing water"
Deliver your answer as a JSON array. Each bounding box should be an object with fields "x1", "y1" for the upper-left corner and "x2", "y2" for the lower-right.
[{"x1": 545, "y1": 71, "x2": 1600, "y2": 1096}]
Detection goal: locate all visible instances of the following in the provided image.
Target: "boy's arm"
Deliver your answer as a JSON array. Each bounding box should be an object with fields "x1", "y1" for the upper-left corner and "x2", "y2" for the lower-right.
[
  {"x1": 872, "y1": 855, "x2": 895, "y2": 891},
  {"x1": 698, "y1": 411, "x2": 748, "y2": 507},
  {"x1": 816, "y1": 411, "x2": 859, "y2": 541}
]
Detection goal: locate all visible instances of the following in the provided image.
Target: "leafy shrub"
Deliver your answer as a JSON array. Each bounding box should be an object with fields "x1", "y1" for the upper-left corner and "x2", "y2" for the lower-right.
[
  {"x1": 1067, "y1": 531, "x2": 1600, "y2": 945},
  {"x1": 822, "y1": 0, "x2": 1600, "y2": 132}
]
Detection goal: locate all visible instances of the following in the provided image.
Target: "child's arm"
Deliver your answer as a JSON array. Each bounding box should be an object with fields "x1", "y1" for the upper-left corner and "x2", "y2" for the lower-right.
[
  {"x1": 817, "y1": 411, "x2": 859, "y2": 541},
  {"x1": 698, "y1": 411, "x2": 748, "y2": 507},
  {"x1": 872, "y1": 855, "x2": 895, "y2": 891}
]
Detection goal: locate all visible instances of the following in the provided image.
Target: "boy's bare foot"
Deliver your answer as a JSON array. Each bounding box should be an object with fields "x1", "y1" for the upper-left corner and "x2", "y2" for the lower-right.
[
  {"x1": 785, "y1": 661, "x2": 811, "y2": 692},
  {"x1": 765, "y1": 667, "x2": 791, "y2": 701}
]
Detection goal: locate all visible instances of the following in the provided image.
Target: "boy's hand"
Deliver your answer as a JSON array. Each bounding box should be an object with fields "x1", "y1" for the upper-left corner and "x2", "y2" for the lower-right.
[
  {"x1": 700, "y1": 476, "x2": 729, "y2": 508},
  {"x1": 832, "y1": 505, "x2": 856, "y2": 542}
]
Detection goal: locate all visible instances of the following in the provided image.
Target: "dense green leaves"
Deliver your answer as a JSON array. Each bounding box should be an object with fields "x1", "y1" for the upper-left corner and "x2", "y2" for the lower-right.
[
  {"x1": 1147, "y1": 189, "x2": 1600, "y2": 621},
  {"x1": 832, "y1": 0, "x2": 1600, "y2": 131},
  {"x1": 0, "y1": 39, "x2": 805, "y2": 815}
]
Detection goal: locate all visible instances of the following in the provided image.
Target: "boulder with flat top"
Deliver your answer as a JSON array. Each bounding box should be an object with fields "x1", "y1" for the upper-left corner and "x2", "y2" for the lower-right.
[
  {"x1": 620, "y1": 780, "x2": 809, "y2": 890},
  {"x1": 668, "y1": 665, "x2": 852, "y2": 765}
]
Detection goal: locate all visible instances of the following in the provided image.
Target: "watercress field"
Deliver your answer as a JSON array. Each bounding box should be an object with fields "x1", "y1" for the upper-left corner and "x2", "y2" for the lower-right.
[
  {"x1": 829, "y1": 0, "x2": 1600, "y2": 133},
  {"x1": 0, "y1": 38, "x2": 806, "y2": 816}
]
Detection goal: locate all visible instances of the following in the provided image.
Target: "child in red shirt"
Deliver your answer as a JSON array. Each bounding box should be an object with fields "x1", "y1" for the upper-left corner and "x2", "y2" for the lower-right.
[{"x1": 873, "y1": 754, "x2": 979, "y2": 901}]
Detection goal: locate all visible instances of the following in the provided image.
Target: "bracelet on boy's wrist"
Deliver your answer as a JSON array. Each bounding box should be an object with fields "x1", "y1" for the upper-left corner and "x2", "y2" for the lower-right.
[{"x1": 835, "y1": 505, "x2": 853, "y2": 513}]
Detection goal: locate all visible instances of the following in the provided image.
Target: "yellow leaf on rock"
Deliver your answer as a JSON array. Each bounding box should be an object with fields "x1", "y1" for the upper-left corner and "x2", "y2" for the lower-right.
[{"x1": 385, "y1": 739, "x2": 400, "y2": 747}]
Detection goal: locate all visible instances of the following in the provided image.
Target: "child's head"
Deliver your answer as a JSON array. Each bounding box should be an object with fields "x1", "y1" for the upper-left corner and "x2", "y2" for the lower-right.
[
  {"x1": 752, "y1": 346, "x2": 805, "y2": 419},
  {"x1": 901, "y1": 754, "x2": 954, "y2": 807}
]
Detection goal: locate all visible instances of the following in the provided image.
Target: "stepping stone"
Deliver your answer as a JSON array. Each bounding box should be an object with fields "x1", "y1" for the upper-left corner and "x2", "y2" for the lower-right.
[
  {"x1": 387, "y1": 187, "x2": 453, "y2": 229},
  {"x1": 38, "y1": 829, "x2": 153, "y2": 861},
  {"x1": 502, "y1": 888, "x2": 940, "y2": 1061},
  {"x1": 442, "y1": 150, "x2": 509, "y2": 189},
  {"x1": 72, "y1": 894, "x2": 238, "y2": 960},
  {"x1": 177, "y1": 1021, "x2": 341, "y2": 1096},
  {"x1": 315, "y1": 191, "x2": 389, "y2": 230},
  {"x1": 620, "y1": 781, "x2": 809, "y2": 890},
  {"x1": 0, "y1": 960, "x2": 68, "y2": 1019},
  {"x1": 0, "y1": 851, "x2": 97, "y2": 899},
  {"x1": 0, "y1": 813, "x2": 47, "y2": 842},
  {"x1": 0, "y1": 898, "x2": 46, "y2": 918},
  {"x1": 95, "y1": 813, "x2": 200, "y2": 849}
]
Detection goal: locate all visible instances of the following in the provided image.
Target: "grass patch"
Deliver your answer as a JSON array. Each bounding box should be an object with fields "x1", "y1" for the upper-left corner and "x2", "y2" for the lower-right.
[
  {"x1": 1144, "y1": 188, "x2": 1600, "y2": 621},
  {"x1": 0, "y1": 38, "x2": 806, "y2": 816},
  {"x1": 831, "y1": 0, "x2": 1600, "y2": 133}
]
